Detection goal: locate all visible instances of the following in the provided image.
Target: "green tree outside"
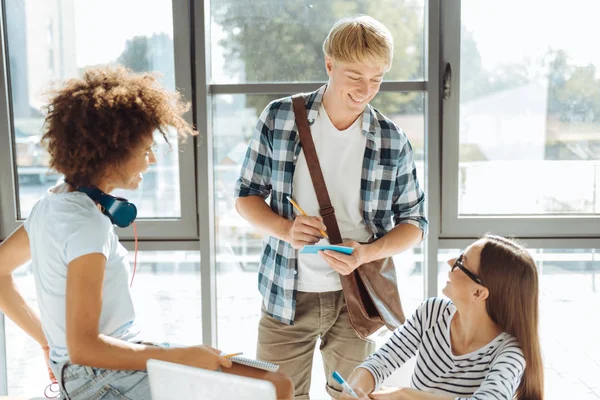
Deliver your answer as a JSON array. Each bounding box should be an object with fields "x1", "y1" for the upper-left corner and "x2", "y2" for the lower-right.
[{"x1": 212, "y1": 0, "x2": 425, "y2": 115}]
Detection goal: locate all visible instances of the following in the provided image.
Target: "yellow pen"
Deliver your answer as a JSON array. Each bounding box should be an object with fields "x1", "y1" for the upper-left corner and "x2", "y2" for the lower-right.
[
  {"x1": 286, "y1": 196, "x2": 329, "y2": 239},
  {"x1": 223, "y1": 352, "x2": 243, "y2": 359}
]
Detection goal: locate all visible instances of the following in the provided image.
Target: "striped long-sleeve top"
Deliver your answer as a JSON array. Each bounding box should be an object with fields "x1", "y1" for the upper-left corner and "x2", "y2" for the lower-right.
[{"x1": 360, "y1": 298, "x2": 525, "y2": 399}]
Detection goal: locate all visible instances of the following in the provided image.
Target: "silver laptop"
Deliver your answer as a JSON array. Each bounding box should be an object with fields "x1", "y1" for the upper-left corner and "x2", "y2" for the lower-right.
[{"x1": 147, "y1": 359, "x2": 277, "y2": 400}]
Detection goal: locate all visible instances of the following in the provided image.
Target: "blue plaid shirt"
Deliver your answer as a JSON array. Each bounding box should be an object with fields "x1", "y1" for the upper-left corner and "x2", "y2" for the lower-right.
[{"x1": 234, "y1": 85, "x2": 428, "y2": 324}]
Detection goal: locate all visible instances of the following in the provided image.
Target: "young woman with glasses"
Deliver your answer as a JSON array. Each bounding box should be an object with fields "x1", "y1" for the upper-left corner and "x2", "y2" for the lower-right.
[{"x1": 340, "y1": 234, "x2": 543, "y2": 400}]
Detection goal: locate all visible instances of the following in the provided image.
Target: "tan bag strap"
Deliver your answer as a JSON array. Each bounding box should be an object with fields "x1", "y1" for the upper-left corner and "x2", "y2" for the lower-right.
[{"x1": 291, "y1": 94, "x2": 343, "y2": 245}]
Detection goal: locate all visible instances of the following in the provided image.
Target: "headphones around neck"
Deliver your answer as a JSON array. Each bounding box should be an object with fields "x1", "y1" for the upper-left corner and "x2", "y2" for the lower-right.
[{"x1": 74, "y1": 185, "x2": 137, "y2": 228}]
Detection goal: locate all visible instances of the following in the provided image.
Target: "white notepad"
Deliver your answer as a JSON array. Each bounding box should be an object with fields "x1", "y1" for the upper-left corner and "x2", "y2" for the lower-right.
[{"x1": 229, "y1": 356, "x2": 280, "y2": 372}]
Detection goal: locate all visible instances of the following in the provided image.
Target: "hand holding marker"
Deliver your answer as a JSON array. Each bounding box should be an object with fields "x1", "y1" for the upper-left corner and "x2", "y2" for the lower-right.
[{"x1": 332, "y1": 371, "x2": 358, "y2": 398}]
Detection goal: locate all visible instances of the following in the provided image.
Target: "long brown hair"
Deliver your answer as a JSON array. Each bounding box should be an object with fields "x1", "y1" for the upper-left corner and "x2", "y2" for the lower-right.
[{"x1": 479, "y1": 234, "x2": 544, "y2": 400}]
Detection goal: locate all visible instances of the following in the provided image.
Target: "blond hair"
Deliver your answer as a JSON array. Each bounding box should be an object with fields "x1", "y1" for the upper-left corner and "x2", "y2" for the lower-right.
[{"x1": 323, "y1": 15, "x2": 394, "y2": 71}]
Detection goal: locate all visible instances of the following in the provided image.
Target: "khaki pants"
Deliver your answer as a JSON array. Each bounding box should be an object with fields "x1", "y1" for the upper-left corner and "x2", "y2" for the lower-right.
[{"x1": 257, "y1": 291, "x2": 376, "y2": 399}]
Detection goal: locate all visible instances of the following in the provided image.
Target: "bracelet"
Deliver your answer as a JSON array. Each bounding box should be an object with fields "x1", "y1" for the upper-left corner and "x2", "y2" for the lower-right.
[{"x1": 42, "y1": 345, "x2": 50, "y2": 351}]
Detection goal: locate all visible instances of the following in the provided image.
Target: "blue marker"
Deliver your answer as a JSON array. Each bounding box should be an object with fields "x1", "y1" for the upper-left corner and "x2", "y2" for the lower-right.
[{"x1": 332, "y1": 371, "x2": 358, "y2": 398}]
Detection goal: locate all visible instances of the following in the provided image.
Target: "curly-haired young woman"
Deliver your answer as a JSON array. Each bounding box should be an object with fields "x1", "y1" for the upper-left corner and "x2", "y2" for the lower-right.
[{"x1": 0, "y1": 67, "x2": 293, "y2": 399}]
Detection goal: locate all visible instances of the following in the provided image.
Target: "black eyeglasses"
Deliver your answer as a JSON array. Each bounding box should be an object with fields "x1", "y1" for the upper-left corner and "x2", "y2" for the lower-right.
[{"x1": 452, "y1": 253, "x2": 484, "y2": 286}]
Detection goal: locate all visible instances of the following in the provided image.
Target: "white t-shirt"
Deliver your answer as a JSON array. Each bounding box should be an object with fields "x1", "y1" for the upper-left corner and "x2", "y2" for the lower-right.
[
  {"x1": 292, "y1": 104, "x2": 373, "y2": 292},
  {"x1": 24, "y1": 185, "x2": 139, "y2": 363}
]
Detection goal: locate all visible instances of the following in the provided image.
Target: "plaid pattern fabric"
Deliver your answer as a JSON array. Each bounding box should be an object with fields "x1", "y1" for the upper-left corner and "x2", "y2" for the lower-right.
[{"x1": 234, "y1": 85, "x2": 428, "y2": 324}]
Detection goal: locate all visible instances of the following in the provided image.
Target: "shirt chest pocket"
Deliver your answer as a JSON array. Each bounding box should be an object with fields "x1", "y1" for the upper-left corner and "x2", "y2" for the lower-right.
[
  {"x1": 271, "y1": 133, "x2": 299, "y2": 194},
  {"x1": 372, "y1": 163, "x2": 398, "y2": 198}
]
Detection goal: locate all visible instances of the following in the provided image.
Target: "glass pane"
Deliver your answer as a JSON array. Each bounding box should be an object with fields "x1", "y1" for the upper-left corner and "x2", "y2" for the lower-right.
[
  {"x1": 6, "y1": 0, "x2": 181, "y2": 219},
  {"x1": 210, "y1": 0, "x2": 425, "y2": 83},
  {"x1": 6, "y1": 250, "x2": 201, "y2": 396},
  {"x1": 111, "y1": 130, "x2": 182, "y2": 219},
  {"x1": 437, "y1": 248, "x2": 458, "y2": 296},
  {"x1": 213, "y1": 93, "x2": 425, "y2": 399},
  {"x1": 439, "y1": 247, "x2": 600, "y2": 400},
  {"x1": 459, "y1": 0, "x2": 600, "y2": 215},
  {"x1": 213, "y1": 93, "x2": 280, "y2": 361},
  {"x1": 535, "y1": 248, "x2": 600, "y2": 400}
]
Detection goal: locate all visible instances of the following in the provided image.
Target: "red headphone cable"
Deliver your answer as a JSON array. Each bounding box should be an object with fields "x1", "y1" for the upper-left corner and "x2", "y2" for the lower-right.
[{"x1": 130, "y1": 222, "x2": 138, "y2": 287}]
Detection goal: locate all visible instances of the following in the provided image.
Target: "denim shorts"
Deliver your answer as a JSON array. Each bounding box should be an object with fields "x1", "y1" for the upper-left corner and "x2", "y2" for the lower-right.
[{"x1": 49, "y1": 361, "x2": 150, "y2": 400}]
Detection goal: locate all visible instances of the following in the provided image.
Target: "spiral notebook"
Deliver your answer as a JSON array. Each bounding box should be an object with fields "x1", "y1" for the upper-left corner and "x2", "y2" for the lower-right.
[
  {"x1": 157, "y1": 344, "x2": 280, "y2": 373},
  {"x1": 229, "y1": 356, "x2": 279, "y2": 372}
]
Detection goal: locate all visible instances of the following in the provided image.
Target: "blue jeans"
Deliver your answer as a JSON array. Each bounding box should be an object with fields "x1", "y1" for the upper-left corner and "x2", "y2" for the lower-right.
[{"x1": 49, "y1": 361, "x2": 150, "y2": 400}]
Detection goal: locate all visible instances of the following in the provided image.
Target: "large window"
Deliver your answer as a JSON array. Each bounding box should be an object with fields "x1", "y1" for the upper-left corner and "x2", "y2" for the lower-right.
[
  {"x1": 0, "y1": 1, "x2": 598, "y2": 399},
  {"x1": 0, "y1": 0, "x2": 200, "y2": 396},
  {"x1": 1, "y1": 0, "x2": 197, "y2": 240},
  {"x1": 458, "y1": 0, "x2": 600, "y2": 216},
  {"x1": 210, "y1": 0, "x2": 425, "y2": 83},
  {"x1": 442, "y1": 0, "x2": 600, "y2": 237}
]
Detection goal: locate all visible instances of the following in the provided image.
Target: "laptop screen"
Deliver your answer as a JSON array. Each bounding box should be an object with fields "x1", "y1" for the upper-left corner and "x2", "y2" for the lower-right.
[{"x1": 147, "y1": 359, "x2": 277, "y2": 400}]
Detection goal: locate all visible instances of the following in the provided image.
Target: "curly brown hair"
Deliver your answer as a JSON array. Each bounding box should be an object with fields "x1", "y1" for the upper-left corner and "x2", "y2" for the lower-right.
[{"x1": 41, "y1": 66, "x2": 196, "y2": 187}]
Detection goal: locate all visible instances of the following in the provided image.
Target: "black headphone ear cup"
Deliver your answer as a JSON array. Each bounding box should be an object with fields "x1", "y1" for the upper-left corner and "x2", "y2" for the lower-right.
[
  {"x1": 76, "y1": 187, "x2": 137, "y2": 228},
  {"x1": 101, "y1": 208, "x2": 117, "y2": 226},
  {"x1": 112, "y1": 203, "x2": 138, "y2": 228}
]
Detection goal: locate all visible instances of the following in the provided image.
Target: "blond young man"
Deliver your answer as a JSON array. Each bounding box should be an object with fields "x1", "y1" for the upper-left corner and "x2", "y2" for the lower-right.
[{"x1": 235, "y1": 16, "x2": 428, "y2": 399}]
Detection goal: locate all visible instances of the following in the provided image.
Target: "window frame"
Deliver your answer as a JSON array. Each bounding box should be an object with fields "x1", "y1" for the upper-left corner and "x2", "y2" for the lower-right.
[
  {"x1": 200, "y1": 0, "x2": 436, "y2": 347},
  {"x1": 0, "y1": 0, "x2": 199, "y2": 241},
  {"x1": 1, "y1": 0, "x2": 599, "y2": 396},
  {"x1": 440, "y1": 0, "x2": 600, "y2": 239}
]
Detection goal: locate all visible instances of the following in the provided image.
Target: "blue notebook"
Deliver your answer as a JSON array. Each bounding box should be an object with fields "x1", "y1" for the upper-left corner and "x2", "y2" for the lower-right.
[{"x1": 299, "y1": 245, "x2": 354, "y2": 255}]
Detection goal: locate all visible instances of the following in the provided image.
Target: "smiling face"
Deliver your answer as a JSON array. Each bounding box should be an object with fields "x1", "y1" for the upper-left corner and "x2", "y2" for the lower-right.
[
  {"x1": 325, "y1": 56, "x2": 385, "y2": 114},
  {"x1": 442, "y1": 239, "x2": 487, "y2": 304},
  {"x1": 100, "y1": 134, "x2": 157, "y2": 193}
]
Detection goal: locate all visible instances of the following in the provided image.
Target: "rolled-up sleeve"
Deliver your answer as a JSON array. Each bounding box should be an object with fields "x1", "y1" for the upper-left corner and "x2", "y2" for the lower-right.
[
  {"x1": 391, "y1": 139, "x2": 428, "y2": 237},
  {"x1": 234, "y1": 105, "x2": 274, "y2": 199}
]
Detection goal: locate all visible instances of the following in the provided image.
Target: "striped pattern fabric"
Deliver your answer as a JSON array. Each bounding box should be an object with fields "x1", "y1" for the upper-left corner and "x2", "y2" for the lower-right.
[
  {"x1": 360, "y1": 298, "x2": 526, "y2": 399},
  {"x1": 234, "y1": 85, "x2": 428, "y2": 324}
]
